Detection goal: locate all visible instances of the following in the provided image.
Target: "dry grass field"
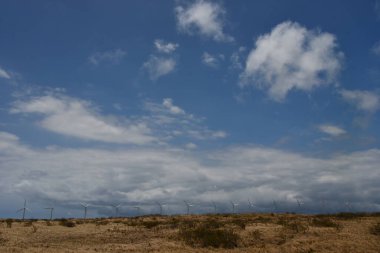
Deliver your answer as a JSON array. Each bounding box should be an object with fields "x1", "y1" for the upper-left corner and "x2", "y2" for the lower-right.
[{"x1": 1, "y1": 213, "x2": 379, "y2": 253}]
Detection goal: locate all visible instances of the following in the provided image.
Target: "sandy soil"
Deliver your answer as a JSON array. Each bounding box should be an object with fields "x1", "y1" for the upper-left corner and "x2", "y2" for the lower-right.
[{"x1": 0, "y1": 213, "x2": 379, "y2": 252}]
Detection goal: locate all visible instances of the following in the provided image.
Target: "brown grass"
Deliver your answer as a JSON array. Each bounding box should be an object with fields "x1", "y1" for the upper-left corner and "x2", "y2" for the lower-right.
[{"x1": 0, "y1": 213, "x2": 379, "y2": 252}]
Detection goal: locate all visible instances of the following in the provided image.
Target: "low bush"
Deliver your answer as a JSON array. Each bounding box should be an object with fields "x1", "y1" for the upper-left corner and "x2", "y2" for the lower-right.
[
  {"x1": 230, "y1": 218, "x2": 247, "y2": 229},
  {"x1": 179, "y1": 224, "x2": 239, "y2": 248},
  {"x1": 311, "y1": 217, "x2": 341, "y2": 230},
  {"x1": 370, "y1": 222, "x2": 380, "y2": 236},
  {"x1": 5, "y1": 219, "x2": 13, "y2": 228},
  {"x1": 59, "y1": 219, "x2": 76, "y2": 227}
]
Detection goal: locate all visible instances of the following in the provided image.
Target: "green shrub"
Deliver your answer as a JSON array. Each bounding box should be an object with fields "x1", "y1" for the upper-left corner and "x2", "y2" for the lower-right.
[
  {"x1": 142, "y1": 220, "x2": 162, "y2": 229},
  {"x1": 179, "y1": 225, "x2": 239, "y2": 248},
  {"x1": 230, "y1": 218, "x2": 247, "y2": 229},
  {"x1": 278, "y1": 218, "x2": 308, "y2": 233},
  {"x1": 5, "y1": 219, "x2": 12, "y2": 228},
  {"x1": 311, "y1": 217, "x2": 341, "y2": 231},
  {"x1": 59, "y1": 219, "x2": 76, "y2": 227},
  {"x1": 370, "y1": 222, "x2": 380, "y2": 236},
  {"x1": 24, "y1": 221, "x2": 33, "y2": 227}
]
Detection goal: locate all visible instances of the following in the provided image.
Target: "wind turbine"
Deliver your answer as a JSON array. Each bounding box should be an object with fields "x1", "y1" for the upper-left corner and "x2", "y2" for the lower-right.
[
  {"x1": 296, "y1": 199, "x2": 304, "y2": 213},
  {"x1": 320, "y1": 199, "x2": 327, "y2": 214},
  {"x1": 184, "y1": 201, "x2": 194, "y2": 215},
  {"x1": 230, "y1": 201, "x2": 239, "y2": 214},
  {"x1": 272, "y1": 200, "x2": 278, "y2": 213},
  {"x1": 212, "y1": 201, "x2": 217, "y2": 213},
  {"x1": 111, "y1": 204, "x2": 122, "y2": 217},
  {"x1": 17, "y1": 200, "x2": 31, "y2": 220},
  {"x1": 80, "y1": 203, "x2": 89, "y2": 219},
  {"x1": 44, "y1": 207, "x2": 54, "y2": 220},
  {"x1": 155, "y1": 201, "x2": 165, "y2": 215},
  {"x1": 345, "y1": 201, "x2": 352, "y2": 212},
  {"x1": 133, "y1": 206, "x2": 142, "y2": 216},
  {"x1": 248, "y1": 199, "x2": 256, "y2": 212}
]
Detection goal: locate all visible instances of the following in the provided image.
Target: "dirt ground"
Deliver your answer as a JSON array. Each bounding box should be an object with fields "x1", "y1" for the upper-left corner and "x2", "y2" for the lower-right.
[{"x1": 0, "y1": 213, "x2": 379, "y2": 253}]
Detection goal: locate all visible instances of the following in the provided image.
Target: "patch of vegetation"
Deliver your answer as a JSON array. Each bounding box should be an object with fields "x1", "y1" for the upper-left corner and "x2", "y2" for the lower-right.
[
  {"x1": 0, "y1": 232, "x2": 8, "y2": 245},
  {"x1": 142, "y1": 220, "x2": 162, "y2": 229},
  {"x1": 253, "y1": 216, "x2": 272, "y2": 223},
  {"x1": 45, "y1": 221, "x2": 52, "y2": 226},
  {"x1": 24, "y1": 221, "x2": 34, "y2": 227},
  {"x1": 95, "y1": 220, "x2": 110, "y2": 226},
  {"x1": 311, "y1": 217, "x2": 340, "y2": 230},
  {"x1": 5, "y1": 219, "x2": 13, "y2": 228},
  {"x1": 278, "y1": 217, "x2": 308, "y2": 233},
  {"x1": 32, "y1": 224, "x2": 38, "y2": 233},
  {"x1": 331, "y1": 212, "x2": 368, "y2": 220},
  {"x1": 58, "y1": 219, "x2": 76, "y2": 227},
  {"x1": 370, "y1": 222, "x2": 380, "y2": 236},
  {"x1": 179, "y1": 225, "x2": 239, "y2": 248},
  {"x1": 229, "y1": 218, "x2": 247, "y2": 229},
  {"x1": 249, "y1": 229, "x2": 262, "y2": 241}
]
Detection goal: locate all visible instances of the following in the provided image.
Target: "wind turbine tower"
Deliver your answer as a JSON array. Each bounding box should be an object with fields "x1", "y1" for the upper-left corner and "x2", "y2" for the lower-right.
[
  {"x1": 156, "y1": 201, "x2": 165, "y2": 215},
  {"x1": 17, "y1": 200, "x2": 30, "y2": 220},
  {"x1": 80, "y1": 203, "x2": 89, "y2": 219},
  {"x1": 212, "y1": 201, "x2": 217, "y2": 214},
  {"x1": 133, "y1": 206, "x2": 142, "y2": 216},
  {"x1": 184, "y1": 201, "x2": 194, "y2": 215},
  {"x1": 44, "y1": 207, "x2": 54, "y2": 220},
  {"x1": 111, "y1": 204, "x2": 122, "y2": 217},
  {"x1": 231, "y1": 201, "x2": 239, "y2": 214}
]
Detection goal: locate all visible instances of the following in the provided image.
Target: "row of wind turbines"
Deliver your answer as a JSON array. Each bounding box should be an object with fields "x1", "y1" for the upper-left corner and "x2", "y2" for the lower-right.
[{"x1": 16, "y1": 198, "x2": 358, "y2": 220}]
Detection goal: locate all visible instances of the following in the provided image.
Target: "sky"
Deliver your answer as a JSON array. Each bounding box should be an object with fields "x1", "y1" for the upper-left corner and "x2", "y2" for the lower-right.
[{"x1": 0, "y1": 0, "x2": 380, "y2": 218}]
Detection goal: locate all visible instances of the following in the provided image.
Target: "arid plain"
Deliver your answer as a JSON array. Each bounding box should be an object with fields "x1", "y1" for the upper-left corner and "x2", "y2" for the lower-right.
[{"x1": 1, "y1": 213, "x2": 379, "y2": 253}]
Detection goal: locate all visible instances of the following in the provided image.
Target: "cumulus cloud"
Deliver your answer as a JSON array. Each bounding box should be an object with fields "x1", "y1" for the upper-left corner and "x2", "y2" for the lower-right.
[
  {"x1": 10, "y1": 95, "x2": 156, "y2": 145},
  {"x1": 142, "y1": 56, "x2": 176, "y2": 80},
  {"x1": 1, "y1": 133, "x2": 379, "y2": 215},
  {"x1": 144, "y1": 98, "x2": 226, "y2": 141},
  {"x1": 175, "y1": 0, "x2": 233, "y2": 42},
  {"x1": 154, "y1": 39, "x2": 179, "y2": 54},
  {"x1": 9, "y1": 94, "x2": 225, "y2": 147},
  {"x1": 0, "y1": 66, "x2": 11, "y2": 79},
  {"x1": 201, "y1": 52, "x2": 224, "y2": 67},
  {"x1": 318, "y1": 124, "x2": 346, "y2": 137},
  {"x1": 240, "y1": 21, "x2": 343, "y2": 101},
  {"x1": 230, "y1": 46, "x2": 246, "y2": 70},
  {"x1": 163, "y1": 98, "x2": 185, "y2": 115},
  {"x1": 88, "y1": 49, "x2": 126, "y2": 65},
  {"x1": 339, "y1": 89, "x2": 380, "y2": 113},
  {"x1": 372, "y1": 41, "x2": 380, "y2": 56}
]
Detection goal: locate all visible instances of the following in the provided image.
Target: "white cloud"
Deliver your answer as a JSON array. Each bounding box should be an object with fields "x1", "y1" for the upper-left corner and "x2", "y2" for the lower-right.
[
  {"x1": 142, "y1": 56, "x2": 176, "y2": 80},
  {"x1": 144, "y1": 99, "x2": 226, "y2": 141},
  {"x1": 10, "y1": 95, "x2": 156, "y2": 145},
  {"x1": 175, "y1": 0, "x2": 233, "y2": 42},
  {"x1": 339, "y1": 89, "x2": 380, "y2": 113},
  {"x1": 0, "y1": 66, "x2": 11, "y2": 79},
  {"x1": 318, "y1": 124, "x2": 346, "y2": 137},
  {"x1": 154, "y1": 39, "x2": 179, "y2": 54},
  {"x1": 88, "y1": 49, "x2": 126, "y2": 65},
  {"x1": 202, "y1": 52, "x2": 224, "y2": 67},
  {"x1": 9, "y1": 94, "x2": 225, "y2": 146},
  {"x1": 240, "y1": 21, "x2": 343, "y2": 101},
  {"x1": 230, "y1": 46, "x2": 246, "y2": 70},
  {"x1": 1, "y1": 133, "x2": 379, "y2": 214},
  {"x1": 163, "y1": 98, "x2": 185, "y2": 115},
  {"x1": 372, "y1": 41, "x2": 380, "y2": 56},
  {"x1": 185, "y1": 142, "x2": 197, "y2": 149}
]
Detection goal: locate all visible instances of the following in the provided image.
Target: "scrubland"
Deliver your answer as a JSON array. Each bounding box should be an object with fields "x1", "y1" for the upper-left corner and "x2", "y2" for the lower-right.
[{"x1": 1, "y1": 212, "x2": 379, "y2": 252}]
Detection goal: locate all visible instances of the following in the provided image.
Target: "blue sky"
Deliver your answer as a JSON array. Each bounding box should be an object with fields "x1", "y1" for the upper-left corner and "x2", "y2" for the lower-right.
[{"x1": 0, "y1": 0, "x2": 380, "y2": 218}]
